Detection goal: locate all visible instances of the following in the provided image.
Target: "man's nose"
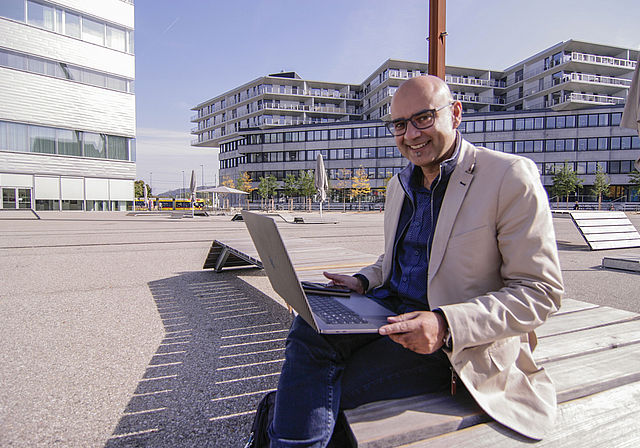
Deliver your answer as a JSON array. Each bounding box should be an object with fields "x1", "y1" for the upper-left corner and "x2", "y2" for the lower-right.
[{"x1": 404, "y1": 121, "x2": 422, "y2": 139}]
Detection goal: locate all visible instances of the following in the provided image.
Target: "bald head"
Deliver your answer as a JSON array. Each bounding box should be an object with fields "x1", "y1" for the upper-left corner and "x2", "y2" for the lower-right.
[
  {"x1": 391, "y1": 75, "x2": 454, "y2": 117},
  {"x1": 389, "y1": 75, "x2": 462, "y2": 186}
]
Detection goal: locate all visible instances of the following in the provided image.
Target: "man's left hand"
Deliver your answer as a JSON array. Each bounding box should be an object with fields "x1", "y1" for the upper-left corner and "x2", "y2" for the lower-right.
[{"x1": 379, "y1": 311, "x2": 447, "y2": 354}]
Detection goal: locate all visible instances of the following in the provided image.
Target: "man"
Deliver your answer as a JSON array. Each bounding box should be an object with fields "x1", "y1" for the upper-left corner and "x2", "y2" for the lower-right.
[{"x1": 268, "y1": 75, "x2": 563, "y2": 447}]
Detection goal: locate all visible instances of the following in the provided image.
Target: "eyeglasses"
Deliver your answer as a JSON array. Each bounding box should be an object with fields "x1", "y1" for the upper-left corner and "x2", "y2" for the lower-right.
[{"x1": 385, "y1": 102, "x2": 453, "y2": 136}]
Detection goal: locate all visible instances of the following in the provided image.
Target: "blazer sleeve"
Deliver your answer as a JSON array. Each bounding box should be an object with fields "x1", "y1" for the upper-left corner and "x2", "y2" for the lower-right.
[{"x1": 438, "y1": 156, "x2": 563, "y2": 356}]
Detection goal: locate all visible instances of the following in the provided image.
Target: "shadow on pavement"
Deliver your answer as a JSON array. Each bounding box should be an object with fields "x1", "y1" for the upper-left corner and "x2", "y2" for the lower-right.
[{"x1": 104, "y1": 271, "x2": 293, "y2": 448}]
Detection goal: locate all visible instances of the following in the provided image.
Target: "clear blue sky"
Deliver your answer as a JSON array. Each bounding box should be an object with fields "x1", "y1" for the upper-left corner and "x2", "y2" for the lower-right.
[{"x1": 134, "y1": 0, "x2": 640, "y2": 194}]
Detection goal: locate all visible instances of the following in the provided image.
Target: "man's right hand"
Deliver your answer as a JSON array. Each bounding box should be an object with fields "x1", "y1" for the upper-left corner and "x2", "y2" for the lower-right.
[{"x1": 323, "y1": 272, "x2": 365, "y2": 295}]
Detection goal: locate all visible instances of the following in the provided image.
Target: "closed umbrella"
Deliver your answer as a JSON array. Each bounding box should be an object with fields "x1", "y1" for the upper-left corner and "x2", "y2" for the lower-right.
[
  {"x1": 143, "y1": 181, "x2": 148, "y2": 210},
  {"x1": 189, "y1": 170, "x2": 196, "y2": 216},
  {"x1": 621, "y1": 50, "x2": 640, "y2": 170},
  {"x1": 315, "y1": 154, "x2": 328, "y2": 217}
]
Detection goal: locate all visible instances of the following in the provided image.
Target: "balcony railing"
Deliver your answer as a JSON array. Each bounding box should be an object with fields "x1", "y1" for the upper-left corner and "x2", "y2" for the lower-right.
[
  {"x1": 571, "y1": 52, "x2": 637, "y2": 69},
  {"x1": 523, "y1": 72, "x2": 632, "y2": 98},
  {"x1": 508, "y1": 51, "x2": 637, "y2": 87},
  {"x1": 557, "y1": 93, "x2": 625, "y2": 106},
  {"x1": 452, "y1": 93, "x2": 505, "y2": 105},
  {"x1": 445, "y1": 75, "x2": 506, "y2": 88}
]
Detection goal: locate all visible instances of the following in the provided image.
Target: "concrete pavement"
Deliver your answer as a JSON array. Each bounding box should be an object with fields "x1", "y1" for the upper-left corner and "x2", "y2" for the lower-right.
[{"x1": 1, "y1": 210, "x2": 639, "y2": 447}]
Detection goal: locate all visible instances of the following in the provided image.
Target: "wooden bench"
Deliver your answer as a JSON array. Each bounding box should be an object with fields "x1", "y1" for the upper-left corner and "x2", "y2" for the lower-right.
[
  {"x1": 566, "y1": 211, "x2": 640, "y2": 250},
  {"x1": 343, "y1": 298, "x2": 640, "y2": 447},
  {"x1": 202, "y1": 236, "x2": 378, "y2": 282}
]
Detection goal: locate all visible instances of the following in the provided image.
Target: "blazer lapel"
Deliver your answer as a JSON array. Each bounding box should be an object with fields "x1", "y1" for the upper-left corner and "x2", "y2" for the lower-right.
[{"x1": 428, "y1": 142, "x2": 476, "y2": 282}]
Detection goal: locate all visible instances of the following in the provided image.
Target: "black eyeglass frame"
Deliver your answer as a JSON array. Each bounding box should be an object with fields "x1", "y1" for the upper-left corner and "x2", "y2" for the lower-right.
[{"x1": 385, "y1": 102, "x2": 454, "y2": 136}]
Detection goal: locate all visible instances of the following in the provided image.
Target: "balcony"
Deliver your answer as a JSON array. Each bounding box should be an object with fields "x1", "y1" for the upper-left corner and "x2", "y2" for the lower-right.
[
  {"x1": 550, "y1": 92, "x2": 626, "y2": 111},
  {"x1": 445, "y1": 75, "x2": 506, "y2": 88},
  {"x1": 452, "y1": 93, "x2": 505, "y2": 105},
  {"x1": 523, "y1": 73, "x2": 632, "y2": 99}
]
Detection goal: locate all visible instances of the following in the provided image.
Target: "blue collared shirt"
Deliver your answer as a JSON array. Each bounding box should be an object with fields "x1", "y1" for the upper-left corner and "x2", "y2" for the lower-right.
[{"x1": 370, "y1": 138, "x2": 460, "y2": 314}]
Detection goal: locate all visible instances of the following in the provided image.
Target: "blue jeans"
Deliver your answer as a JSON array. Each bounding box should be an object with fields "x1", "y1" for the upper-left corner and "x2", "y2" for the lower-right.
[{"x1": 268, "y1": 315, "x2": 451, "y2": 448}]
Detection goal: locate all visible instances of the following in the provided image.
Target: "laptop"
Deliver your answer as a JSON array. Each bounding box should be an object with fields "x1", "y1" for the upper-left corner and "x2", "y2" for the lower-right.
[{"x1": 241, "y1": 210, "x2": 395, "y2": 334}]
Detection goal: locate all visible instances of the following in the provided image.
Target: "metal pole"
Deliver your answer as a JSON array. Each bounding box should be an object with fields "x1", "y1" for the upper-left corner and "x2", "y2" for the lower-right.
[
  {"x1": 428, "y1": 0, "x2": 447, "y2": 80},
  {"x1": 182, "y1": 171, "x2": 185, "y2": 199}
]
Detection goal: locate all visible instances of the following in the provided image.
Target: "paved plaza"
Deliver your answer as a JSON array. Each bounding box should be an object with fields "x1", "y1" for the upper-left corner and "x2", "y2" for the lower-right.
[{"x1": 1, "y1": 210, "x2": 639, "y2": 447}]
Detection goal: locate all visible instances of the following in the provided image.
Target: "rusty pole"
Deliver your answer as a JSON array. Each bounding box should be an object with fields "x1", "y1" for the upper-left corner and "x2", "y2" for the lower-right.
[{"x1": 428, "y1": 0, "x2": 447, "y2": 80}]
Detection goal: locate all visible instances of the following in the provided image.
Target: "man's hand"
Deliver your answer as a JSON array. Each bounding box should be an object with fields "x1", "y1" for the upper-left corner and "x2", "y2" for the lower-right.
[
  {"x1": 379, "y1": 311, "x2": 447, "y2": 354},
  {"x1": 323, "y1": 272, "x2": 365, "y2": 295}
]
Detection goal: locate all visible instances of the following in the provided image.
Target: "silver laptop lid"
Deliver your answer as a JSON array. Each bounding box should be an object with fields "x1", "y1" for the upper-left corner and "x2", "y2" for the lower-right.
[{"x1": 241, "y1": 210, "x2": 320, "y2": 331}]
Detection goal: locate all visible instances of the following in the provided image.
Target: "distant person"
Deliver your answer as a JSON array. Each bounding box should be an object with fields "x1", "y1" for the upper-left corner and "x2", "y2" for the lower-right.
[
  {"x1": 574, "y1": 201, "x2": 580, "y2": 210},
  {"x1": 268, "y1": 75, "x2": 564, "y2": 447}
]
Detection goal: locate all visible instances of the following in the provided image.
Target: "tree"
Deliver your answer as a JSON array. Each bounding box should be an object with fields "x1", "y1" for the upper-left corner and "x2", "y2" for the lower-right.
[
  {"x1": 351, "y1": 166, "x2": 371, "y2": 211},
  {"x1": 551, "y1": 161, "x2": 583, "y2": 209},
  {"x1": 257, "y1": 175, "x2": 279, "y2": 210},
  {"x1": 283, "y1": 173, "x2": 299, "y2": 211},
  {"x1": 298, "y1": 170, "x2": 316, "y2": 211},
  {"x1": 335, "y1": 168, "x2": 351, "y2": 212},
  {"x1": 134, "y1": 180, "x2": 151, "y2": 198},
  {"x1": 236, "y1": 171, "x2": 256, "y2": 209},
  {"x1": 590, "y1": 163, "x2": 610, "y2": 210}
]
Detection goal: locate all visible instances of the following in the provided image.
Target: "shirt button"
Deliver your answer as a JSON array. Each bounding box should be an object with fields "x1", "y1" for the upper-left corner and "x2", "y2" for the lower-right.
[
  {"x1": 414, "y1": 250, "x2": 420, "y2": 256},
  {"x1": 402, "y1": 277, "x2": 408, "y2": 282}
]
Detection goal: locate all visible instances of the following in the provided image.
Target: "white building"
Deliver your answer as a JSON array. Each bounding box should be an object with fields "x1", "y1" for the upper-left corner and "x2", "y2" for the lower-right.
[
  {"x1": 192, "y1": 40, "x2": 640, "y2": 205},
  {"x1": 0, "y1": 0, "x2": 136, "y2": 211}
]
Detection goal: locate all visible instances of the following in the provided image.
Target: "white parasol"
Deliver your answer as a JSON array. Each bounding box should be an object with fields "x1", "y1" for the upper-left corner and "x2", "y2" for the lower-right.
[{"x1": 315, "y1": 154, "x2": 328, "y2": 217}]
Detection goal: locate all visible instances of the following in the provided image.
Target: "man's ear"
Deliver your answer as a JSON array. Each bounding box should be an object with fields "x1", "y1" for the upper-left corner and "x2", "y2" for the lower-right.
[{"x1": 451, "y1": 101, "x2": 463, "y2": 129}]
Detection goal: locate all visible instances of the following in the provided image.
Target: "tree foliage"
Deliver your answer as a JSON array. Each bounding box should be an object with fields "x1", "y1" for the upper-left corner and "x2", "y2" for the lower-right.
[
  {"x1": 134, "y1": 180, "x2": 150, "y2": 198},
  {"x1": 283, "y1": 173, "x2": 299, "y2": 198},
  {"x1": 335, "y1": 168, "x2": 352, "y2": 212},
  {"x1": 590, "y1": 163, "x2": 610, "y2": 210},
  {"x1": 551, "y1": 161, "x2": 583, "y2": 209},
  {"x1": 351, "y1": 166, "x2": 371, "y2": 211},
  {"x1": 257, "y1": 175, "x2": 278, "y2": 199}
]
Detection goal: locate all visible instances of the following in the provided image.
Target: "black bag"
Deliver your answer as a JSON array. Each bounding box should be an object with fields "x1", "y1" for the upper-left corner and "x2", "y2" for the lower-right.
[
  {"x1": 244, "y1": 391, "x2": 276, "y2": 448},
  {"x1": 244, "y1": 391, "x2": 353, "y2": 447}
]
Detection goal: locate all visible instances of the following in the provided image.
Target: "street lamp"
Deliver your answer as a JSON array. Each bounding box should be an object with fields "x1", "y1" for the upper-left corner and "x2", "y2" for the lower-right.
[
  {"x1": 150, "y1": 172, "x2": 153, "y2": 195},
  {"x1": 182, "y1": 170, "x2": 185, "y2": 199}
]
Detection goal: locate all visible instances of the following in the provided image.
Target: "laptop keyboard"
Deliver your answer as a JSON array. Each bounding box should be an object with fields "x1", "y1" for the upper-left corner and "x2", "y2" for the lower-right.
[{"x1": 307, "y1": 294, "x2": 369, "y2": 325}]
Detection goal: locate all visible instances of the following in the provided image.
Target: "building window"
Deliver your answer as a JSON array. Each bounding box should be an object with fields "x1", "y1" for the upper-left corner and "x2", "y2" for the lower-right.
[
  {"x1": 29, "y1": 125, "x2": 56, "y2": 154},
  {"x1": 27, "y1": 0, "x2": 54, "y2": 31},
  {"x1": 83, "y1": 133, "x2": 106, "y2": 158},
  {"x1": 58, "y1": 129, "x2": 82, "y2": 156}
]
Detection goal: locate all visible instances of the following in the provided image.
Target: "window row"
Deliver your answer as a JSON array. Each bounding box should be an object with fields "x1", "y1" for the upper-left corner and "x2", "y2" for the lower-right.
[
  {"x1": 484, "y1": 136, "x2": 640, "y2": 153},
  {"x1": 0, "y1": 121, "x2": 134, "y2": 161},
  {"x1": 243, "y1": 166, "x2": 406, "y2": 183},
  {"x1": 245, "y1": 146, "x2": 403, "y2": 164},
  {"x1": 541, "y1": 160, "x2": 637, "y2": 176},
  {"x1": 461, "y1": 112, "x2": 623, "y2": 133},
  {"x1": 244, "y1": 126, "x2": 392, "y2": 145},
  {"x1": 1, "y1": 0, "x2": 134, "y2": 53},
  {"x1": 0, "y1": 47, "x2": 134, "y2": 93}
]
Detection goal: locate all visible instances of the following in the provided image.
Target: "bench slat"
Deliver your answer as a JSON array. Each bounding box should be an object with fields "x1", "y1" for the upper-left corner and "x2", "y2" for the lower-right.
[
  {"x1": 535, "y1": 306, "x2": 637, "y2": 338},
  {"x1": 534, "y1": 319, "x2": 640, "y2": 364},
  {"x1": 400, "y1": 380, "x2": 640, "y2": 447}
]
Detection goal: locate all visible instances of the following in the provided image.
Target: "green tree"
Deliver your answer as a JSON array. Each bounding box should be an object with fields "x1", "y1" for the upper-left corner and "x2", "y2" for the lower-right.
[
  {"x1": 351, "y1": 166, "x2": 371, "y2": 211},
  {"x1": 134, "y1": 180, "x2": 151, "y2": 198},
  {"x1": 298, "y1": 170, "x2": 316, "y2": 211},
  {"x1": 283, "y1": 173, "x2": 299, "y2": 211},
  {"x1": 257, "y1": 175, "x2": 279, "y2": 210},
  {"x1": 551, "y1": 161, "x2": 583, "y2": 209},
  {"x1": 590, "y1": 163, "x2": 610, "y2": 210}
]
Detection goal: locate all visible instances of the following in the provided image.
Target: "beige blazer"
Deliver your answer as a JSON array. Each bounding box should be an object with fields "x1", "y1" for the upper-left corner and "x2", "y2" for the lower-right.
[{"x1": 357, "y1": 137, "x2": 564, "y2": 439}]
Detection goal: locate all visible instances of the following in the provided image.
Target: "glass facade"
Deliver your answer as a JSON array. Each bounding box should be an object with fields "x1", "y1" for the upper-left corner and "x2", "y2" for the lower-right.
[{"x1": 0, "y1": 121, "x2": 132, "y2": 161}]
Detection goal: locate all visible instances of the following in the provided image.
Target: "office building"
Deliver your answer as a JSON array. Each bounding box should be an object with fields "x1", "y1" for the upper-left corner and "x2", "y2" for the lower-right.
[
  {"x1": 0, "y1": 0, "x2": 136, "y2": 211},
  {"x1": 191, "y1": 39, "x2": 639, "y2": 204}
]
